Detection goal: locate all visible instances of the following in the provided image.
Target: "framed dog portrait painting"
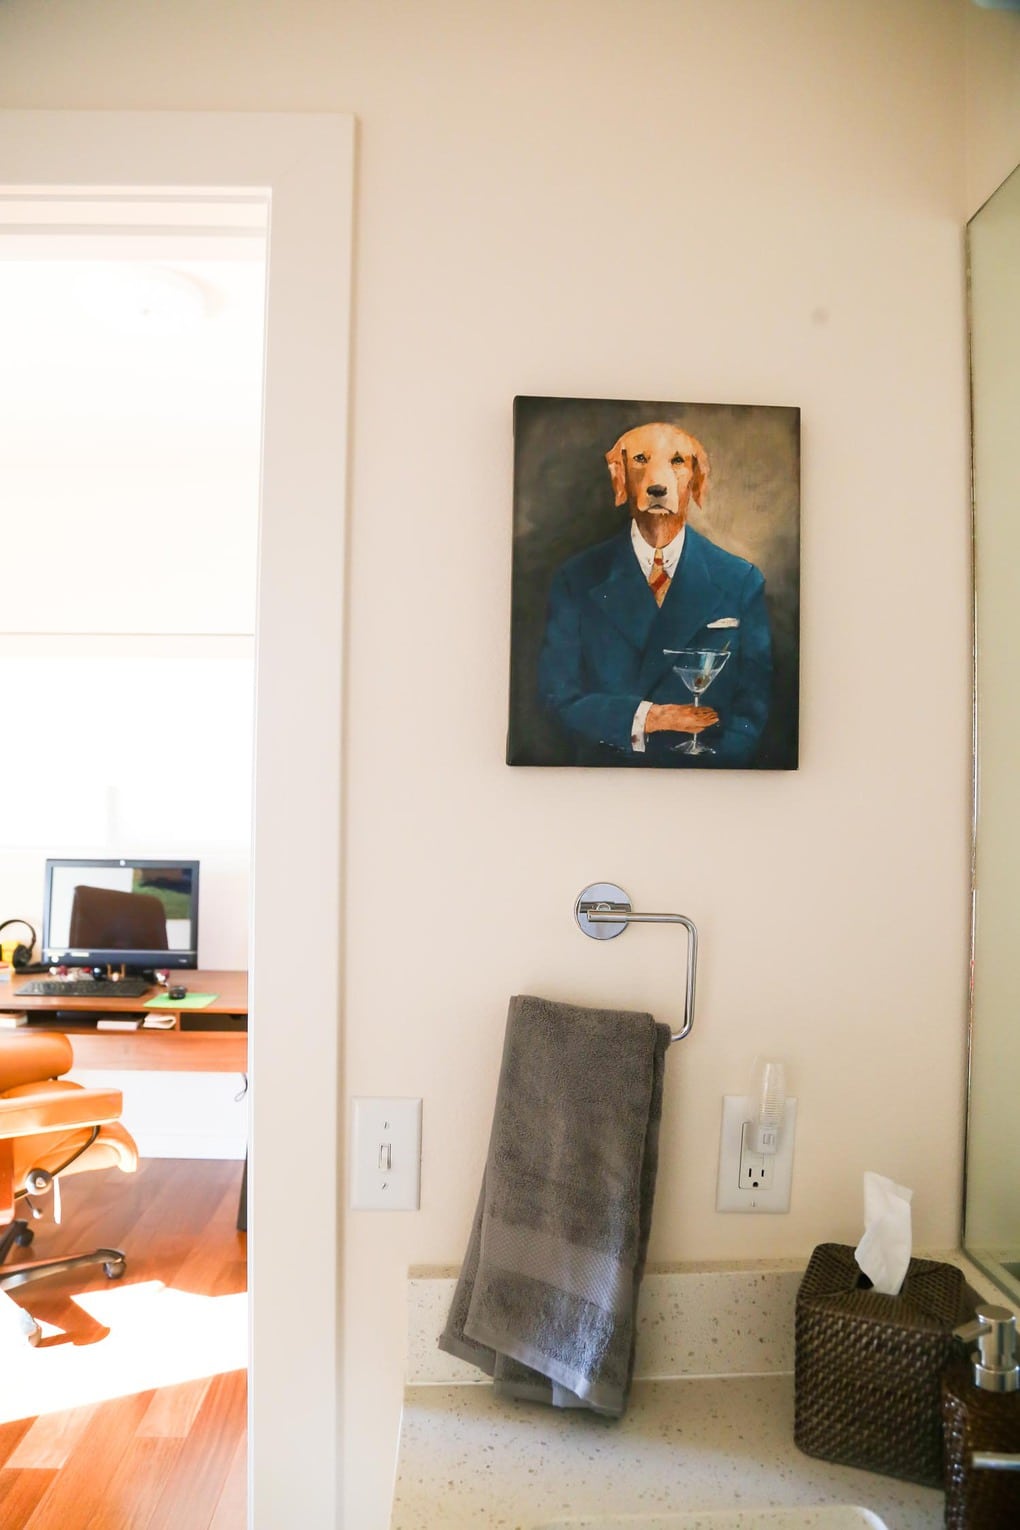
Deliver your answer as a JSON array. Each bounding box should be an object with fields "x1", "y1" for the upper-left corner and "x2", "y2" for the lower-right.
[{"x1": 507, "y1": 395, "x2": 800, "y2": 770}]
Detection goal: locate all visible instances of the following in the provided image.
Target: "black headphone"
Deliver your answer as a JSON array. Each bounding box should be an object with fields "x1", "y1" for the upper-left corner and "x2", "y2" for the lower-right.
[{"x1": 0, "y1": 919, "x2": 37, "y2": 970}]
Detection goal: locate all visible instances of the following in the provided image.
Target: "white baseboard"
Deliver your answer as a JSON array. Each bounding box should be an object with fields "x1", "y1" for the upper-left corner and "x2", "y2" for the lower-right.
[
  {"x1": 135, "y1": 1130, "x2": 246, "y2": 1161},
  {"x1": 74, "y1": 1066, "x2": 248, "y2": 1162}
]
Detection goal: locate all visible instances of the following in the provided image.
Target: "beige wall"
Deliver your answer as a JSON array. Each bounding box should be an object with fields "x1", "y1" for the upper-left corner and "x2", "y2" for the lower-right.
[
  {"x1": 968, "y1": 164, "x2": 1020, "y2": 1247},
  {"x1": 4, "y1": 2, "x2": 1018, "y2": 1526},
  {"x1": 963, "y1": 16, "x2": 1020, "y2": 1258},
  {"x1": 966, "y1": 1, "x2": 1020, "y2": 212}
]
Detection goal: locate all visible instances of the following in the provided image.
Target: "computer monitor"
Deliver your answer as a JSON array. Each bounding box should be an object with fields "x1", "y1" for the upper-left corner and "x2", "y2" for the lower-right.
[{"x1": 41, "y1": 858, "x2": 200, "y2": 974}]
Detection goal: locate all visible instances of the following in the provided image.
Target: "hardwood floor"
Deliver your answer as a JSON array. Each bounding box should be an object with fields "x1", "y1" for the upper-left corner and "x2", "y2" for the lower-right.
[{"x1": 0, "y1": 1159, "x2": 247, "y2": 1530}]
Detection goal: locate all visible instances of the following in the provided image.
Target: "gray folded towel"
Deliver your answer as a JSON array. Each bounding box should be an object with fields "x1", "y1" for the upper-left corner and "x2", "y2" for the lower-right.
[{"x1": 438, "y1": 993, "x2": 671, "y2": 1417}]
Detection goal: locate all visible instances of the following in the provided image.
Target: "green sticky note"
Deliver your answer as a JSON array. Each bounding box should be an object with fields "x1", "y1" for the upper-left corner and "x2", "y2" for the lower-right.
[{"x1": 145, "y1": 992, "x2": 219, "y2": 1009}]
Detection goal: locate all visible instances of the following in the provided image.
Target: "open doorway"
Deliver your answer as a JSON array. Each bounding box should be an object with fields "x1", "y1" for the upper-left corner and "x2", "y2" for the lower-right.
[
  {"x1": 0, "y1": 113, "x2": 353, "y2": 1530},
  {"x1": 0, "y1": 192, "x2": 266, "y2": 1018},
  {"x1": 0, "y1": 194, "x2": 266, "y2": 1523}
]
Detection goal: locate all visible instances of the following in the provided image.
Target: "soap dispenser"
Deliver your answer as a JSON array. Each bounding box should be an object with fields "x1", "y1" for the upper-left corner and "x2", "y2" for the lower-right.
[{"x1": 941, "y1": 1303, "x2": 1020, "y2": 1529}]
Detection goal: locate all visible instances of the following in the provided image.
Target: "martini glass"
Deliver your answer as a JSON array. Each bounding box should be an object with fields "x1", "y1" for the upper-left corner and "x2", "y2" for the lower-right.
[{"x1": 664, "y1": 647, "x2": 731, "y2": 755}]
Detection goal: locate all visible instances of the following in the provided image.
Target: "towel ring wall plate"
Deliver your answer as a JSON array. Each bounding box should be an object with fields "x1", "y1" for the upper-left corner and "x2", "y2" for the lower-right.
[
  {"x1": 573, "y1": 881, "x2": 699, "y2": 1043},
  {"x1": 573, "y1": 882, "x2": 631, "y2": 939}
]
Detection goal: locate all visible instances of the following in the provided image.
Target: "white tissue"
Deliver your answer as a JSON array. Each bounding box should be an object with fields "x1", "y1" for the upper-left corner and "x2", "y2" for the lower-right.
[{"x1": 853, "y1": 1170, "x2": 913, "y2": 1296}]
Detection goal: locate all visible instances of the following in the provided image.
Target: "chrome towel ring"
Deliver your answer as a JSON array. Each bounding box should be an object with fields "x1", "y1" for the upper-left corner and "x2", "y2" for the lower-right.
[{"x1": 573, "y1": 882, "x2": 698, "y2": 1044}]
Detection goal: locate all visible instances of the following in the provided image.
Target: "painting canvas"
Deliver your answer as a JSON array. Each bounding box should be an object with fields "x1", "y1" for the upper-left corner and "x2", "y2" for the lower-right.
[{"x1": 507, "y1": 395, "x2": 800, "y2": 770}]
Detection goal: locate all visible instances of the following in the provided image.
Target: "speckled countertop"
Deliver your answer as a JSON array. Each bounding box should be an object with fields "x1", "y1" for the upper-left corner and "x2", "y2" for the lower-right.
[
  {"x1": 391, "y1": 1255, "x2": 1009, "y2": 1530},
  {"x1": 389, "y1": 1373, "x2": 943, "y2": 1530}
]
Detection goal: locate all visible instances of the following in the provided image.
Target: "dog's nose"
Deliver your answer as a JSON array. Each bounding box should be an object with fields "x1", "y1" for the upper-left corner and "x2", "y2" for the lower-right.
[{"x1": 646, "y1": 484, "x2": 668, "y2": 498}]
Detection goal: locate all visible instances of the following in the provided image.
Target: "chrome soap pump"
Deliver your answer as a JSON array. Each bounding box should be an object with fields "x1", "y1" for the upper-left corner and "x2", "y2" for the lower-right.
[{"x1": 941, "y1": 1303, "x2": 1020, "y2": 1529}]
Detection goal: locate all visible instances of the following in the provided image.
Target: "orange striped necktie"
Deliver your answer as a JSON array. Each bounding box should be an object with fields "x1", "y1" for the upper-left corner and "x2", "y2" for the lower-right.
[{"x1": 649, "y1": 548, "x2": 671, "y2": 606}]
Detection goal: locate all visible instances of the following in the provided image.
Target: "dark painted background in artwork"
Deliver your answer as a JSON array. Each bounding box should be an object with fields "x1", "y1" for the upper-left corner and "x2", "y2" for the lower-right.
[{"x1": 507, "y1": 394, "x2": 801, "y2": 769}]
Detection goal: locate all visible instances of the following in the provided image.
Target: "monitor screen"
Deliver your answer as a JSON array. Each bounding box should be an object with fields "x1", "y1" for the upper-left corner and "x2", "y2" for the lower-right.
[{"x1": 42, "y1": 858, "x2": 200, "y2": 972}]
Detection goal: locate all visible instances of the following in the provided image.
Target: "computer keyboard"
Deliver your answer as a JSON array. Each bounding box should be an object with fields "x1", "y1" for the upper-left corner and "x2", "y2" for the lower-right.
[{"x1": 17, "y1": 978, "x2": 152, "y2": 999}]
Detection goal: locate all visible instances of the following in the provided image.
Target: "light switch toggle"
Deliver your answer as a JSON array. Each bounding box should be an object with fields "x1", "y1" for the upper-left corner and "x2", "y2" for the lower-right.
[{"x1": 351, "y1": 1097, "x2": 422, "y2": 1210}]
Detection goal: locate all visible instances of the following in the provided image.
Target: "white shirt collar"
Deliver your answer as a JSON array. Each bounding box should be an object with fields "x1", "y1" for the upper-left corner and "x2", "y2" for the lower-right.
[{"x1": 630, "y1": 519, "x2": 686, "y2": 578}]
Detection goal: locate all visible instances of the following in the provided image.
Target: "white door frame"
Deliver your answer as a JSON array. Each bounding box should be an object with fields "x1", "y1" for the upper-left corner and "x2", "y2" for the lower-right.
[{"x1": 0, "y1": 111, "x2": 353, "y2": 1529}]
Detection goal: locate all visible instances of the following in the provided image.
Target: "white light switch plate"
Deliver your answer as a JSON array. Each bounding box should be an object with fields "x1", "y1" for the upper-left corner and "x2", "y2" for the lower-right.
[
  {"x1": 716, "y1": 1094, "x2": 797, "y2": 1213},
  {"x1": 350, "y1": 1096, "x2": 422, "y2": 1210}
]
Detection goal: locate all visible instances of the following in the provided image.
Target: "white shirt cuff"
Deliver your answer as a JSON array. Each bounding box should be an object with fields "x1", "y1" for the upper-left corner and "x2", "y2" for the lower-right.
[{"x1": 631, "y1": 700, "x2": 653, "y2": 752}]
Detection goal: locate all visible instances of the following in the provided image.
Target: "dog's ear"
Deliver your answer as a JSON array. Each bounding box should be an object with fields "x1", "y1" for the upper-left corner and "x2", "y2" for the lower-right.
[
  {"x1": 689, "y1": 441, "x2": 710, "y2": 508},
  {"x1": 605, "y1": 437, "x2": 630, "y2": 507}
]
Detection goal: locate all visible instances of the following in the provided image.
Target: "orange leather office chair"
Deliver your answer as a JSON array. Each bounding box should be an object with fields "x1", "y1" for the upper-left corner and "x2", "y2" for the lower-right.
[{"x1": 0, "y1": 1031, "x2": 138, "y2": 1312}]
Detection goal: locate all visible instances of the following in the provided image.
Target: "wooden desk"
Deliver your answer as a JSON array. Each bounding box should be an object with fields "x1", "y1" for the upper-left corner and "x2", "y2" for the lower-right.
[{"x1": 2, "y1": 969, "x2": 247, "y2": 1074}]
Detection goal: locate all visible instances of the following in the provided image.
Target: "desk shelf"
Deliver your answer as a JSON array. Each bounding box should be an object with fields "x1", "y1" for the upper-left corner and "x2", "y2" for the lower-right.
[
  {"x1": 4, "y1": 969, "x2": 248, "y2": 1075},
  {"x1": 68, "y1": 1027, "x2": 246, "y2": 1073}
]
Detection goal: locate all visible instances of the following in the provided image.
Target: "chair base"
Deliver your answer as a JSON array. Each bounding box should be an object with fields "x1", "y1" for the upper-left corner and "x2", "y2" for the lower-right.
[
  {"x1": 0, "y1": 1244, "x2": 126, "y2": 1293},
  {"x1": 0, "y1": 1218, "x2": 34, "y2": 1266}
]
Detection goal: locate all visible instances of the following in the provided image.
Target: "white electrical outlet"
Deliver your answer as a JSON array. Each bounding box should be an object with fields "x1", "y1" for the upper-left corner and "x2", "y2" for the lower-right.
[
  {"x1": 738, "y1": 1120, "x2": 775, "y2": 1190},
  {"x1": 716, "y1": 1094, "x2": 797, "y2": 1213},
  {"x1": 350, "y1": 1096, "x2": 422, "y2": 1210}
]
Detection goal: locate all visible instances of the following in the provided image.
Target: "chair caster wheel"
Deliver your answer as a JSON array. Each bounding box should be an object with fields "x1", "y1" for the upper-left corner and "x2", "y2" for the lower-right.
[
  {"x1": 15, "y1": 1228, "x2": 33, "y2": 1248},
  {"x1": 103, "y1": 1258, "x2": 126, "y2": 1280}
]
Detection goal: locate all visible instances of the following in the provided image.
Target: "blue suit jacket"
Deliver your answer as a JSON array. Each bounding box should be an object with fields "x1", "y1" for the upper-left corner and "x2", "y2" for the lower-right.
[{"x1": 537, "y1": 525, "x2": 772, "y2": 766}]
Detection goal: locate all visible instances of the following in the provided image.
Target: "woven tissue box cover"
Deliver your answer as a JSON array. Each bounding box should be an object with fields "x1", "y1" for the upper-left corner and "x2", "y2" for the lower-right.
[{"x1": 794, "y1": 1242, "x2": 966, "y2": 1488}]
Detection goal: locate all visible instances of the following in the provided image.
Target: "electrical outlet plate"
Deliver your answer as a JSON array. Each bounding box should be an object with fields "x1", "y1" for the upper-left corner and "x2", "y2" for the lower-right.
[
  {"x1": 350, "y1": 1096, "x2": 422, "y2": 1210},
  {"x1": 716, "y1": 1094, "x2": 797, "y2": 1213}
]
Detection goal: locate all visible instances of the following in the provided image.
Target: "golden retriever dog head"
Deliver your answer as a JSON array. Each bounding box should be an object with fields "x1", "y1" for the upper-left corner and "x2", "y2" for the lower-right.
[{"x1": 605, "y1": 422, "x2": 710, "y2": 547}]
